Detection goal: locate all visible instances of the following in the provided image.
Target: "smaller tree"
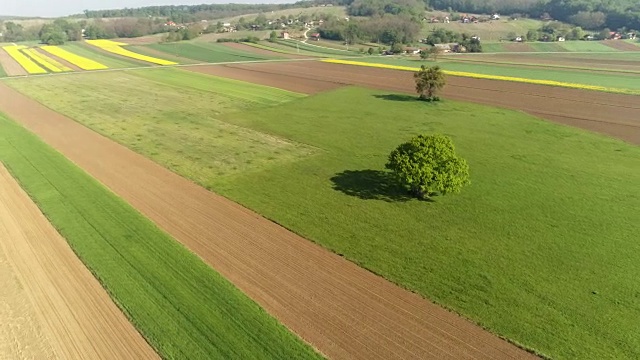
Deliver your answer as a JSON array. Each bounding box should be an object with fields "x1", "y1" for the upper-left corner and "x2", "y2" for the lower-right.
[
  {"x1": 526, "y1": 29, "x2": 539, "y2": 42},
  {"x1": 269, "y1": 30, "x2": 278, "y2": 42},
  {"x1": 414, "y1": 65, "x2": 446, "y2": 101},
  {"x1": 386, "y1": 134, "x2": 470, "y2": 200},
  {"x1": 367, "y1": 47, "x2": 375, "y2": 55}
]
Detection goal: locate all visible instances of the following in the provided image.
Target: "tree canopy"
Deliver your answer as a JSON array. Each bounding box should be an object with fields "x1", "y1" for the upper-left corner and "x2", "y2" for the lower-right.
[
  {"x1": 414, "y1": 65, "x2": 446, "y2": 101},
  {"x1": 386, "y1": 134, "x2": 470, "y2": 199}
]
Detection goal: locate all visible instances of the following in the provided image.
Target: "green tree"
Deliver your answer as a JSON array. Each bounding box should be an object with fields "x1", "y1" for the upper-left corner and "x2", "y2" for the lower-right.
[
  {"x1": 269, "y1": 30, "x2": 278, "y2": 42},
  {"x1": 39, "y1": 24, "x2": 68, "y2": 45},
  {"x1": 386, "y1": 134, "x2": 470, "y2": 200},
  {"x1": 367, "y1": 47, "x2": 375, "y2": 55},
  {"x1": 526, "y1": 29, "x2": 539, "y2": 41},
  {"x1": 414, "y1": 65, "x2": 446, "y2": 101}
]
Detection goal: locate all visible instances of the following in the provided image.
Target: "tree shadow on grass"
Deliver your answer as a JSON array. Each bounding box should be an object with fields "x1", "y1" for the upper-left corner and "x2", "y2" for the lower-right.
[
  {"x1": 330, "y1": 170, "x2": 413, "y2": 202},
  {"x1": 373, "y1": 94, "x2": 419, "y2": 102}
]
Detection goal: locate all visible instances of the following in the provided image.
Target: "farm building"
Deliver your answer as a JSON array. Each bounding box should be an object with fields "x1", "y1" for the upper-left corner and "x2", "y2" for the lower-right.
[
  {"x1": 281, "y1": 31, "x2": 290, "y2": 39},
  {"x1": 310, "y1": 33, "x2": 321, "y2": 41}
]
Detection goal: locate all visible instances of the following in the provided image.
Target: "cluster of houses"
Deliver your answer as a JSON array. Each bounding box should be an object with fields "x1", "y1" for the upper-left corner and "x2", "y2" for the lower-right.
[
  {"x1": 512, "y1": 31, "x2": 636, "y2": 42},
  {"x1": 427, "y1": 13, "x2": 501, "y2": 24},
  {"x1": 219, "y1": 17, "x2": 325, "y2": 33}
]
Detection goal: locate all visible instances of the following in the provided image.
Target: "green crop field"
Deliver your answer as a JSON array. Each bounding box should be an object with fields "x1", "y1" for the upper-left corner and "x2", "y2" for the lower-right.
[
  {"x1": 0, "y1": 63, "x2": 6, "y2": 78},
  {"x1": 6, "y1": 69, "x2": 311, "y2": 185},
  {"x1": 246, "y1": 41, "x2": 333, "y2": 57},
  {"x1": 354, "y1": 56, "x2": 640, "y2": 92},
  {"x1": 9, "y1": 72, "x2": 640, "y2": 358},
  {"x1": 528, "y1": 42, "x2": 569, "y2": 52},
  {"x1": 277, "y1": 40, "x2": 361, "y2": 56},
  {"x1": 63, "y1": 43, "x2": 144, "y2": 68},
  {"x1": 148, "y1": 42, "x2": 278, "y2": 63},
  {"x1": 0, "y1": 113, "x2": 321, "y2": 359},
  {"x1": 129, "y1": 45, "x2": 199, "y2": 64},
  {"x1": 558, "y1": 41, "x2": 618, "y2": 52},
  {"x1": 478, "y1": 42, "x2": 506, "y2": 53}
]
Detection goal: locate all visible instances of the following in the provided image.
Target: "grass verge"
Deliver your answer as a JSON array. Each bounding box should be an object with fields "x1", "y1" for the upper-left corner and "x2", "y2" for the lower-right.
[{"x1": 0, "y1": 112, "x2": 321, "y2": 360}]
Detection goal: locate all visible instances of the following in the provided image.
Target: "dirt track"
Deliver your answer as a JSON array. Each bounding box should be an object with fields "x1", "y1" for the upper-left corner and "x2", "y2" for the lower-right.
[
  {"x1": 0, "y1": 164, "x2": 158, "y2": 360},
  {"x1": 188, "y1": 61, "x2": 640, "y2": 144},
  {"x1": 0, "y1": 49, "x2": 27, "y2": 76},
  {"x1": 0, "y1": 82, "x2": 537, "y2": 359}
]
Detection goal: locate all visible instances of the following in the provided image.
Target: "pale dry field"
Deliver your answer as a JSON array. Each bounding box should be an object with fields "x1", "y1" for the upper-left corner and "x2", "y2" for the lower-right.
[{"x1": 0, "y1": 164, "x2": 158, "y2": 360}]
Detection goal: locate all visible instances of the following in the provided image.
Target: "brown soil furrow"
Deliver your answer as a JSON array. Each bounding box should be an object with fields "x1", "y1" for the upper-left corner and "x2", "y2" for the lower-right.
[
  {"x1": 600, "y1": 40, "x2": 640, "y2": 51},
  {"x1": 0, "y1": 82, "x2": 536, "y2": 360},
  {"x1": 0, "y1": 164, "x2": 159, "y2": 360},
  {"x1": 0, "y1": 48, "x2": 28, "y2": 76},
  {"x1": 189, "y1": 64, "x2": 344, "y2": 94},
  {"x1": 206, "y1": 61, "x2": 640, "y2": 144},
  {"x1": 0, "y1": 228, "x2": 56, "y2": 360}
]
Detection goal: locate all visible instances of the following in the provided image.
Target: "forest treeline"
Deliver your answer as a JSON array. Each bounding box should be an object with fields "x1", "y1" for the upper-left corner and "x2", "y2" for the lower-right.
[
  {"x1": 428, "y1": 0, "x2": 639, "y2": 30},
  {"x1": 74, "y1": 0, "x2": 640, "y2": 32}
]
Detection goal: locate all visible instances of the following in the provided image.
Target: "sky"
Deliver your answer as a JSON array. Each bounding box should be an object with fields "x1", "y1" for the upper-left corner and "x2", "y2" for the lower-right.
[{"x1": 1, "y1": 0, "x2": 293, "y2": 18}]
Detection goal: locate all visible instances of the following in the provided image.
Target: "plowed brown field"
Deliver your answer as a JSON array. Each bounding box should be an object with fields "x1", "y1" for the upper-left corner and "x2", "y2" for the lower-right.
[
  {"x1": 0, "y1": 164, "x2": 158, "y2": 360},
  {"x1": 0, "y1": 49, "x2": 27, "y2": 76},
  {"x1": 0, "y1": 83, "x2": 536, "y2": 359},
  {"x1": 189, "y1": 61, "x2": 640, "y2": 144}
]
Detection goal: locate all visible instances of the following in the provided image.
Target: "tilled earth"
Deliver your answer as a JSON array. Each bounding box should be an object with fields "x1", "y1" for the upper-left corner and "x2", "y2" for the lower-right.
[{"x1": 0, "y1": 164, "x2": 158, "y2": 360}]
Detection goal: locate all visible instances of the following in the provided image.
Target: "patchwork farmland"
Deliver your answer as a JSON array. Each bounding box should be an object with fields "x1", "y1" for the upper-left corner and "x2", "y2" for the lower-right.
[{"x1": 1, "y1": 7, "x2": 639, "y2": 360}]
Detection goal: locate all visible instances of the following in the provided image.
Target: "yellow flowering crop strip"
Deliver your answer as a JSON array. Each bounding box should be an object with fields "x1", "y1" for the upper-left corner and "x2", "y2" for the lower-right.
[
  {"x1": 2, "y1": 45, "x2": 47, "y2": 74},
  {"x1": 322, "y1": 59, "x2": 638, "y2": 95},
  {"x1": 41, "y1": 46, "x2": 108, "y2": 70},
  {"x1": 86, "y1": 39, "x2": 177, "y2": 66},
  {"x1": 22, "y1": 48, "x2": 72, "y2": 73}
]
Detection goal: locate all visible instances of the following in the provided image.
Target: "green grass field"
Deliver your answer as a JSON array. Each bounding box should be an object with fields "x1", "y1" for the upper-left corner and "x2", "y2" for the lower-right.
[
  {"x1": 0, "y1": 63, "x2": 6, "y2": 78},
  {"x1": 422, "y1": 18, "x2": 544, "y2": 42},
  {"x1": 0, "y1": 113, "x2": 321, "y2": 359},
  {"x1": 354, "y1": 56, "x2": 640, "y2": 92},
  {"x1": 527, "y1": 42, "x2": 569, "y2": 52},
  {"x1": 9, "y1": 71, "x2": 640, "y2": 358},
  {"x1": 6, "y1": 69, "x2": 311, "y2": 185},
  {"x1": 63, "y1": 43, "x2": 144, "y2": 68},
  {"x1": 148, "y1": 42, "x2": 279, "y2": 63},
  {"x1": 217, "y1": 88, "x2": 640, "y2": 360}
]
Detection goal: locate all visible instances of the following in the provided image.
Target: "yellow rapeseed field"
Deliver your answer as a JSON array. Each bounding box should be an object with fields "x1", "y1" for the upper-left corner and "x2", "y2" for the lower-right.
[
  {"x1": 322, "y1": 59, "x2": 636, "y2": 95},
  {"x1": 86, "y1": 40, "x2": 177, "y2": 66},
  {"x1": 2, "y1": 45, "x2": 47, "y2": 74},
  {"x1": 22, "y1": 48, "x2": 72, "y2": 72},
  {"x1": 41, "y1": 46, "x2": 108, "y2": 70}
]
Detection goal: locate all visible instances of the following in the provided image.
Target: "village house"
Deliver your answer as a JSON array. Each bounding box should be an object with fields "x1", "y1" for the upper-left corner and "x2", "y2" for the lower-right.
[{"x1": 310, "y1": 33, "x2": 321, "y2": 41}]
